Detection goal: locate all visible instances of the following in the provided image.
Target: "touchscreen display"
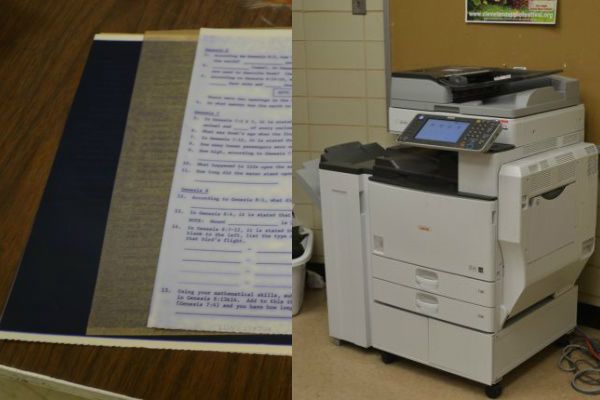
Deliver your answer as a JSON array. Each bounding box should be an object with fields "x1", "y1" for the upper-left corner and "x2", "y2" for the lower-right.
[{"x1": 415, "y1": 119, "x2": 469, "y2": 143}]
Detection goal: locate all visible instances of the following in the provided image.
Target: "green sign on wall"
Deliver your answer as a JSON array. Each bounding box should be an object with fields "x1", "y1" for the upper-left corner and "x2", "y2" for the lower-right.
[{"x1": 466, "y1": 0, "x2": 557, "y2": 24}]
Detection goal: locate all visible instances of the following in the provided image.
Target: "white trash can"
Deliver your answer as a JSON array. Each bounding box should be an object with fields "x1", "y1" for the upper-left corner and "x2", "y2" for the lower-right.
[{"x1": 292, "y1": 227, "x2": 313, "y2": 316}]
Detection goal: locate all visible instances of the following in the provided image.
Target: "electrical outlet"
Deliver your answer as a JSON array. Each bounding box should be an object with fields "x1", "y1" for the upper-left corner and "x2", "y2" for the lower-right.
[{"x1": 352, "y1": 0, "x2": 366, "y2": 15}]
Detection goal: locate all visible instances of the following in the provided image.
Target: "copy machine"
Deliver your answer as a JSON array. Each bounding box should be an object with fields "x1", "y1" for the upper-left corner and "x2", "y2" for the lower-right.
[{"x1": 310, "y1": 67, "x2": 598, "y2": 398}]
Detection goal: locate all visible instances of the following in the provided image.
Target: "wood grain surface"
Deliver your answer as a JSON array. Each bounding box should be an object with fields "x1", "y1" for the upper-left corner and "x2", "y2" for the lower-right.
[{"x1": 0, "y1": 1, "x2": 291, "y2": 399}]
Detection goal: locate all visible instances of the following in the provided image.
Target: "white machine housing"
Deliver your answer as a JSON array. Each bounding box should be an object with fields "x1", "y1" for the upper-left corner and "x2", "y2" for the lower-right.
[{"x1": 315, "y1": 72, "x2": 598, "y2": 387}]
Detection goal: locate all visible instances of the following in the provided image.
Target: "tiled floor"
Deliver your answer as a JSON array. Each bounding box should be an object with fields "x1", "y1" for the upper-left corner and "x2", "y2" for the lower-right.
[{"x1": 293, "y1": 288, "x2": 596, "y2": 400}]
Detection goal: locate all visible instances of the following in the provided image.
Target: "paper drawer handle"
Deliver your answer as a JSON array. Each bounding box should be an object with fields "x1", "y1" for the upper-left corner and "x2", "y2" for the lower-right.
[
  {"x1": 415, "y1": 293, "x2": 439, "y2": 314},
  {"x1": 415, "y1": 270, "x2": 439, "y2": 291}
]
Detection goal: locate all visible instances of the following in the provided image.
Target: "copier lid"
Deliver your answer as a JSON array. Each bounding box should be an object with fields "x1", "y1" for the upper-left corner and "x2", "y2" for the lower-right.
[
  {"x1": 393, "y1": 66, "x2": 561, "y2": 102},
  {"x1": 390, "y1": 66, "x2": 580, "y2": 118}
]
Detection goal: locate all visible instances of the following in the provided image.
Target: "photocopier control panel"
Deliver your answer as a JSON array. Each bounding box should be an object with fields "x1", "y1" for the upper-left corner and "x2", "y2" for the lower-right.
[{"x1": 398, "y1": 114, "x2": 502, "y2": 152}]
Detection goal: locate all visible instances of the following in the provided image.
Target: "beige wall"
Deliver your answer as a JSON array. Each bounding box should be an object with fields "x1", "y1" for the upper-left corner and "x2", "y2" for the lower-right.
[{"x1": 292, "y1": 0, "x2": 392, "y2": 262}]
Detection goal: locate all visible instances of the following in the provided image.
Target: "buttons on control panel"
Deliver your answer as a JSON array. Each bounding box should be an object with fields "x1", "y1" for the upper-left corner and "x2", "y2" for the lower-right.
[{"x1": 399, "y1": 114, "x2": 502, "y2": 153}]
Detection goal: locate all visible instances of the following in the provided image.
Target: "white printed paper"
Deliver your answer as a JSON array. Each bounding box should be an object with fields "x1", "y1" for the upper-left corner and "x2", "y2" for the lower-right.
[{"x1": 147, "y1": 29, "x2": 292, "y2": 334}]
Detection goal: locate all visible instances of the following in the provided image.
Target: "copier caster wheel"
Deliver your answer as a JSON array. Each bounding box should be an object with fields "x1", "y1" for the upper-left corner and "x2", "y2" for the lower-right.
[
  {"x1": 380, "y1": 351, "x2": 398, "y2": 364},
  {"x1": 484, "y1": 382, "x2": 503, "y2": 399}
]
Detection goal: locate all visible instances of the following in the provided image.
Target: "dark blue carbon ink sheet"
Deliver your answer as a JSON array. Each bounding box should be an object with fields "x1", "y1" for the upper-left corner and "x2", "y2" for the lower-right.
[{"x1": 0, "y1": 39, "x2": 290, "y2": 348}]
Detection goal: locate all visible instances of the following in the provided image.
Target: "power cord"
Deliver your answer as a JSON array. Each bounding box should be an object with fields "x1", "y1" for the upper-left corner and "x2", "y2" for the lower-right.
[{"x1": 558, "y1": 328, "x2": 600, "y2": 395}]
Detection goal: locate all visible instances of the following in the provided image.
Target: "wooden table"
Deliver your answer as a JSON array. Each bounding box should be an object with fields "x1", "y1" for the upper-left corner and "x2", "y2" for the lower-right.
[{"x1": 0, "y1": 1, "x2": 291, "y2": 399}]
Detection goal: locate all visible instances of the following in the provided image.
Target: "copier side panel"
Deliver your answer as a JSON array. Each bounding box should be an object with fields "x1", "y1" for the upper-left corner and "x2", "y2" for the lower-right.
[
  {"x1": 498, "y1": 143, "x2": 597, "y2": 318},
  {"x1": 574, "y1": 144, "x2": 599, "y2": 307},
  {"x1": 458, "y1": 130, "x2": 584, "y2": 198},
  {"x1": 319, "y1": 169, "x2": 371, "y2": 347},
  {"x1": 368, "y1": 181, "x2": 498, "y2": 282},
  {"x1": 492, "y1": 286, "x2": 578, "y2": 381}
]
